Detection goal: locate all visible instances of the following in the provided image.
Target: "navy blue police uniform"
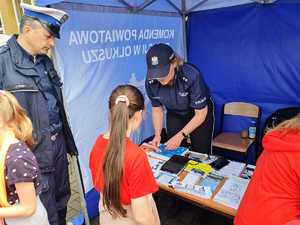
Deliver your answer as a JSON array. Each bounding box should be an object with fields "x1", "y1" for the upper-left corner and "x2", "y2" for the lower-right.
[
  {"x1": 146, "y1": 63, "x2": 214, "y2": 154},
  {"x1": 0, "y1": 4, "x2": 78, "y2": 225}
]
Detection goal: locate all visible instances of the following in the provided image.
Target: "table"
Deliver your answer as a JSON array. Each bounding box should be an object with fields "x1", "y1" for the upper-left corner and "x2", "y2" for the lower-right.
[
  {"x1": 158, "y1": 171, "x2": 236, "y2": 217},
  {"x1": 144, "y1": 149, "x2": 250, "y2": 218}
]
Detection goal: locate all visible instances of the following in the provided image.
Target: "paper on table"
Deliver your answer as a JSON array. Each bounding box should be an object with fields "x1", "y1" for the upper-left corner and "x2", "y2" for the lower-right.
[
  {"x1": 200, "y1": 173, "x2": 224, "y2": 193},
  {"x1": 216, "y1": 161, "x2": 246, "y2": 177},
  {"x1": 182, "y1": 171, "x2": 202, "y2": 185},
  {"x1": 148, "y1": 157, "x2": 165, "y2": 172},
  {"x1": 157, "y1": 144, "x2": 188, "y2": 157},
  {"x1": 240, "y1": 164, "x2": 256, "y2": 179},
  {"x1": 213, "y1": 176, "x2": 249, "y2": 209},
  {"x1": 173, "y1": 181, "x2": 213, "y2": 199},
  {"x1": 186, "y1": 151, "x2": 208, "y2": 162},
  {"x1": 148, "y1": 151, "x2": 170, "y2": 161},
  {"x1": 202, "y1": 155, "x2": 218, "y2": 164},
  {"x1": 156, "y1": 172, "x2": 177, "y2": 185}
]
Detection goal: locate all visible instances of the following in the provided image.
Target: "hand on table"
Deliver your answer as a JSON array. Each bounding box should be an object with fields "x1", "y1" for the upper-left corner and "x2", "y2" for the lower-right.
[
  {"x1": 150, "y1": 135, "x2": 161, "y2": 150},
  {"x1": 140, "y1": 142, "x2": 158, "y2": 151},
  {"x1": 165, "y1": 133, "x2": 184, "y2": 150}
]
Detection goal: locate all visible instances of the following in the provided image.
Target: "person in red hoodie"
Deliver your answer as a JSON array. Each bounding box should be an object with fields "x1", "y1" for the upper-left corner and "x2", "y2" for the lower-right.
[{"x1": 234, "y1": 113, "x2": 300, "y2": 225}]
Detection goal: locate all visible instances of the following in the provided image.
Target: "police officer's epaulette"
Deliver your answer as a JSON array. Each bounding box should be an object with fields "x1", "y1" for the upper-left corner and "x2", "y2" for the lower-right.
[
  {"x1": 148, "y1": 79, "x2": 157, "y2": 84},
  {"x1": 185, "y1": 63, "x2": 203, "y2": 78},
  {"x1": 0, "y1": 45, "x2": 9, "y2": 54}
]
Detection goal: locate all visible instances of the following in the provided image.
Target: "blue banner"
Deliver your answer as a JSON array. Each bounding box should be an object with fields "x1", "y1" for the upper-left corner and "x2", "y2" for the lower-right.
[{"x1": 53, "y1": 4, "x2": 184, "y2": 192}]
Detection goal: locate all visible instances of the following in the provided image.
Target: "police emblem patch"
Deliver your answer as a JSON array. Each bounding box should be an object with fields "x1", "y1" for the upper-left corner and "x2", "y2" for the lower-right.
[{"x1": 151, "y1": 56, "x2": 159, "y2": 66}]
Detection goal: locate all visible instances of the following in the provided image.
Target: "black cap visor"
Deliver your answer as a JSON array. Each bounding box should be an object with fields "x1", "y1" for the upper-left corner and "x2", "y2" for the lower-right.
[
  {"x1": 28, "y1": 16, "x2": 61, "y2": 39},
  {"x1": 147, "y1": 64, "x2": 170, "y2": 80},
  {"x1": 41, "y1": 21, "x2": 61, "y2": 39}
]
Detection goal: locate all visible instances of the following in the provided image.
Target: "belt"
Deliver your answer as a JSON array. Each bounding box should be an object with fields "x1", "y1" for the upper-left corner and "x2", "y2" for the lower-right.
[{"x1": 50, "y1": 132, "x2": 59, "y2": 141}]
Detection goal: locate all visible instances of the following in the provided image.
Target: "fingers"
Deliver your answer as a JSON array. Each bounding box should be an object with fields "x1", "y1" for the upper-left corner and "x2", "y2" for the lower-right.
[
  {"x1": 165, "y1": 136, "x2": 180, "y2": 150},
  {"x1": 165, "y1": 141, "x2": 177, "y2": 150}
]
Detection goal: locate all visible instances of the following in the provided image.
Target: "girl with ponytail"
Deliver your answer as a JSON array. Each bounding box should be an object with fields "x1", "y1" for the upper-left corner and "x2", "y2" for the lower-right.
[
  {"x1": 89, "y1": 85, "x2": 160, "y2": 225},
  {"x1": 0, "y1": 90, "x2": 49, "y2": 225}
]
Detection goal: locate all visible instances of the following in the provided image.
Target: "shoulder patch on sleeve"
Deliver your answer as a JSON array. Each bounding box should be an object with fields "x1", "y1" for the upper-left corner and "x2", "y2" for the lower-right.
[{"x1": 0, "y1": 45, "x2": 8, "y2": 54}]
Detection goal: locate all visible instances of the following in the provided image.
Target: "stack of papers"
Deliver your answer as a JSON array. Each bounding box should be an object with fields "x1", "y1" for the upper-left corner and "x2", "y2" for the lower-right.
[
  {"x1": 148, "y1": 145, "x2": 188, "y2": 160},
  {"x1": 155, "y1": 172, "x2": 177, "y2": 185},
  {"x1": 240, "y1": 164, "x2": 256, "y2": 179},
  {"x1": 216, "y1": 161, "x2": 246, "y2": 177},
  {"x1": 157, "y1": 145, "x2": 188, "y2": 157},
  {"x1": 213, "y1": 176, "x2": 249, "y2": 209},
  {"x1": 148, "y1": 157, "x2": 165, "y2": 172},
  {"x1": 186, "y1": 151, "x2": 208, "y2": 162},
  {"x1": 200, "y1": 173, "x2": 224, "y2": 194},
  {"x1": 173, "y1": 181, "x2": 212, "y2": 199},
  {"x1": 182, "y1": 171, "x2": 203, "y2": 185}
]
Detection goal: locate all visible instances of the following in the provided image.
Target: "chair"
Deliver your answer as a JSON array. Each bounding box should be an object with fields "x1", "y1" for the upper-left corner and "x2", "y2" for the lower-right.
[{"x1": 212, "y1": 102, "x2": 260, "y2": 163}]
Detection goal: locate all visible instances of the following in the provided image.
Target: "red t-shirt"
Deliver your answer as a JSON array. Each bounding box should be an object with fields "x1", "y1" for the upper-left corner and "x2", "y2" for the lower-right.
[
  {"x1": 89, "y1": 135, "x2": 158, "y2": 205},
  {"x1": 234, "y1": 131, "x2": 300, "y2": 225}
]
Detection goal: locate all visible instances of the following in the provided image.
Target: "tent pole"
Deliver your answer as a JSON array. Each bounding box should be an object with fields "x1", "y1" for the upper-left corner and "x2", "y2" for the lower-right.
[{"x1": 182, "y1": 0, "x2": 187, "y2": 61}]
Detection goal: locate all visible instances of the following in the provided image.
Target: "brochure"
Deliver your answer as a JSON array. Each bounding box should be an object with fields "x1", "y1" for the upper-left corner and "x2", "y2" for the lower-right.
[
  {"x1": 200, "y1": 172, "x2": 224, "y2": 194},
  {"x1": 213, "y1": 176, "x2": 249, "y2": 209}
]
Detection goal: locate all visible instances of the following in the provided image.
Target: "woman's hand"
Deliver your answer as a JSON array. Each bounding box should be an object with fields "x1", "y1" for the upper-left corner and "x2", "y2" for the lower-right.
[
  {"x1": 165, "y1": 133, "x2": 184, "y2": 150},
  {"x1": 150, "y1": 135, "x2": 161, "y2": 150}
]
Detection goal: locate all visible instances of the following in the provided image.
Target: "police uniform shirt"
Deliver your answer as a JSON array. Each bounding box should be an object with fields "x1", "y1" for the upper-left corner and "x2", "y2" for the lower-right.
[
  {"x1": 15, "y1": 38, "x2": 62, "y2": 135},
  {"x1": 145, "y1": 63, "x2": 210, "y2": 116}
]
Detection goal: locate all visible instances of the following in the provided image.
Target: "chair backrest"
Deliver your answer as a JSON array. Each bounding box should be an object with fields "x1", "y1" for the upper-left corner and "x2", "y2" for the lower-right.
[
  {"x1": 221, "y1": 102, "x2": 260, "y2": 133},
  {"x1": 224, "y1": 102, "x2": 259, "y2": 118}
]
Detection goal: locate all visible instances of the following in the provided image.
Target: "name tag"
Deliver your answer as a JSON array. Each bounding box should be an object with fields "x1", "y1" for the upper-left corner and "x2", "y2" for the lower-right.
[
  {"x1": 178, "y1": 91, "x2": 188, "y2": 97},
  {"x1": 152, "y1": 96, "x2": 161, "y2": 99}
]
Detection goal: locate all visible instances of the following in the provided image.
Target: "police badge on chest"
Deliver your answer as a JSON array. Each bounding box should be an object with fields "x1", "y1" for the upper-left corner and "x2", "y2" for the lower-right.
[{"x1": 178, "y1": 91, "x2": 188, "y2": 97}]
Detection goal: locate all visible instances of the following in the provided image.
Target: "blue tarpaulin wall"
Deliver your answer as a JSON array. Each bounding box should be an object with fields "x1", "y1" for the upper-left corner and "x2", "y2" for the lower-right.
[{"x1": 188, "y1": 1, "x2": 300, "y2": 158}]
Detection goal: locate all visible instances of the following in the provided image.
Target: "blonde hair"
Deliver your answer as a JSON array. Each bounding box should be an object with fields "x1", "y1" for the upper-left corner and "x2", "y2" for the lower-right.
[
  {"x1": 270, "y1": 113, "x2": 300, "y2": 134},
  {"x1": 0, "y1": 91, "x2": 34, "y2": 148},
  {"x1": 0, "y1": 91, "x2": 34, "y2": 206},
  {"x1": 171, "y1": 54, "x2": 184, "y2": 67}
]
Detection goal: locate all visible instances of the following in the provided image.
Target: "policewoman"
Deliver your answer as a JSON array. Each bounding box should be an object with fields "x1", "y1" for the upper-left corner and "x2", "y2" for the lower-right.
[{"x1": 145, "y1": 43, "x2": 214, "y2": 154}]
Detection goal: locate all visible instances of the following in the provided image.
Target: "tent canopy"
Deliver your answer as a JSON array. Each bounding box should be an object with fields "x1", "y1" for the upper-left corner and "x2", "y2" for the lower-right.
[{"x1": 36, "y1": 0, "x2": 257, "y2": 13}]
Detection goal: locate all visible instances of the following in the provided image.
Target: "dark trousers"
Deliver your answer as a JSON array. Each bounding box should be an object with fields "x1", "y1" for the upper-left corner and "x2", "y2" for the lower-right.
[
  {"x1": 166, "y1": 98, "x2": 214, "y2": 154},
  {"x1": 40, "y1": 133, "x2": 71, "y2": 225}
]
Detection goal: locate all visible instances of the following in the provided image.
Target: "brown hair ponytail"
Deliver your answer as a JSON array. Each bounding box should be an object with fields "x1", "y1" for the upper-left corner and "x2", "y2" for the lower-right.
[{"x1": 102, "y1": 85, "x2": 144, "y2": 218}]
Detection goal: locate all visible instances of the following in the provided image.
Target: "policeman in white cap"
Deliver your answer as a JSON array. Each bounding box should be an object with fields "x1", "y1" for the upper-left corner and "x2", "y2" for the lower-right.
[
  {"x1": 0, "y1": 3, "x2": 78, "y2": 225},
  {"x1": 21, "y1": 3, "x2": 68, "y2": 39}
]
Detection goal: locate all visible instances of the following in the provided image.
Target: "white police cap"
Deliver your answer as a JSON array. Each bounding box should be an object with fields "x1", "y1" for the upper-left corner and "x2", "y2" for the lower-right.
[{"x1": 20, "y1": 3, "x2": 68, "y2": 39}]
